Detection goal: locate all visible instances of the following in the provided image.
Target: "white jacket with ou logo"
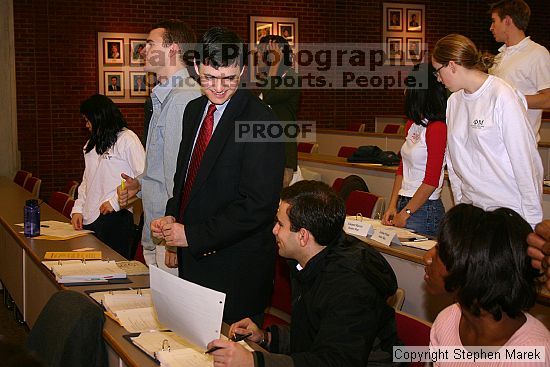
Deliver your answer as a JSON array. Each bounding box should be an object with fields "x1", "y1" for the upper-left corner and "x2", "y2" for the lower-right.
[
  {"x1": 445, "y1": 75, "x2": 543, "y2": 227},
  {"x1": 72, "y1": 128, "x2": 145, "y2": 225}
]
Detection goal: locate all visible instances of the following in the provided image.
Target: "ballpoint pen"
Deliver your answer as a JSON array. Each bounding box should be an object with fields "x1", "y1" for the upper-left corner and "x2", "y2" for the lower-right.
[
  {"x1": 406, "y1": 237, "x2": 428, "y2": 242},
  {"x1": 204, "y1": 332, "x2": 253, "y2": 354}
]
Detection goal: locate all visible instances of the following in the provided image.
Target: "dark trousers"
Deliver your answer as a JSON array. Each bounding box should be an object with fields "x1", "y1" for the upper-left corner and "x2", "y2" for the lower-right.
[{"x1": 84, "y1": 209, "x2": 134, "y2": 259}]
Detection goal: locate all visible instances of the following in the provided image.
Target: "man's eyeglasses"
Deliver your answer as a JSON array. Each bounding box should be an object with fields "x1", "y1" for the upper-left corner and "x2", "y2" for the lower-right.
[{"x1": 433, "y1": 64, "x2": 447, "y2": 78}]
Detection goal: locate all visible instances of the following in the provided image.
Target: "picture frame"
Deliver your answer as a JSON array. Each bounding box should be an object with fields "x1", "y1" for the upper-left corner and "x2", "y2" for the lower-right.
[
  {"x1": 146, "y1": 72, "x2": 158, "y2": 89},
  {"x1": 406, "y1": 38, "x2": 423, "y2": 62},
  {"x1": 406, "y1": 8, "x2": 422, "y2": 32},
  {"x1": 386, "y1": 8, "x2": 403, "y2": 32},
  {"x1": 387, "y1": 37, "x2": 403, "y2": 61},
  {"x1": 129, "y1": 71, "x2": 148, "y2": 97},
  {"x1": 104, "y1": 71, "x2": 124, "y2": 97},
  {"x1": 98, "y1": 32, "x2": 148, "y2": 103},
  {"x1": 382, "y1": 3, "x2": 425, "y2": 66},
  {"x1": 278, "y1": 23, "x2": 295, "y2": 45},
  {"x1": 255, "y1": 22, "x2": 273, "y2": 44},
  {"x1": 249, "y1": 16, "x2": 299, "y2": 83},
  {"x1": 129, "y1": 39, "x2": 146, "y2": 66},
  {"x1": 103, "y1": 38, "x2": 124, "y2": 65}
]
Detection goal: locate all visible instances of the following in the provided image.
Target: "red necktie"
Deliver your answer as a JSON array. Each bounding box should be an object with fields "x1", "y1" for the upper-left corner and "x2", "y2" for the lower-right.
[{"x1": 178, "y1": 104, "x2": 217, "y2": 221}]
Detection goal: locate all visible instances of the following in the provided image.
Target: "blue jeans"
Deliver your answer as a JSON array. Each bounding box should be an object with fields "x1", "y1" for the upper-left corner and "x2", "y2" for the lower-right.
[{"x1": 397, "y1": 196, "x2": 444, "y2": 237}]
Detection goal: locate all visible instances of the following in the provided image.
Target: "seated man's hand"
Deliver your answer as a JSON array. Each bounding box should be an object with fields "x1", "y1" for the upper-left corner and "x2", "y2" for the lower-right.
[
  {"x1": 229, "y1": 318, "x2": 263, "y2": 344},
  {"x1": 151, "y1": 216, "x2": 175, "y2": 239},
  {"x1": 71, "y1": 213, "x2": 83, "y2": 230},
  {"x1": 118, "y1": 173, "x2": 141, "y2": 207},
  {"x1": 207, "y1": 339, "x2": 254, "y2": 367}
]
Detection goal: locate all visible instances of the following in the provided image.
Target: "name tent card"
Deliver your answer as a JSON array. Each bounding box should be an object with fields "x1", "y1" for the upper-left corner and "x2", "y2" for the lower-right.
[
  {"x1": 344, "y1": 218, "x2": 372, "y2": 237},
  {"x1": 371, "y1": 228, "x2": 399, "y2": 246}
]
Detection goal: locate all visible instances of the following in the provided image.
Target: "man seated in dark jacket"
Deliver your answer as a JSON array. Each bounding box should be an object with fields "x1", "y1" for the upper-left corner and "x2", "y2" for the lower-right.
[{"x1": 207, "y1": 180, "x2": 401, "y2": 367}]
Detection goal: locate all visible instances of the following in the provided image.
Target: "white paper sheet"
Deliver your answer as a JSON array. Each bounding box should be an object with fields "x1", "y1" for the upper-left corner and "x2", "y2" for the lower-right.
[{"x1": 149, "y1": 265, "x2": 226, "y2": 350}]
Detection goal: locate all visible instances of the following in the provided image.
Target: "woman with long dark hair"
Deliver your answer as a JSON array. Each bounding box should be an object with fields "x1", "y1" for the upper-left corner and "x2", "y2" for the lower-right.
[
  {"x1": 381, "y1": 63, "x2": 448, "y2": 236},
  {"x1": 71, "y1": 94, "x2": 145, "y2": 258}
]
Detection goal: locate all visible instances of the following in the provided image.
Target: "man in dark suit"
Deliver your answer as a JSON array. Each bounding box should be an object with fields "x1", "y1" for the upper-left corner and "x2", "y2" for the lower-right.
[
  {"x1": 108, "y1": 76, "x2": 120, "y2": 91},
  {"x1": 151, "y1": 27, "x2": 285, "y2": 323}
]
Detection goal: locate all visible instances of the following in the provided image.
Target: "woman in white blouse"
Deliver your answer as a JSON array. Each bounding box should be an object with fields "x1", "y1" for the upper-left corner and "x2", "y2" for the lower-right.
[{"x1": 71, "y1": 94, "x2": 145, "y2": 258}]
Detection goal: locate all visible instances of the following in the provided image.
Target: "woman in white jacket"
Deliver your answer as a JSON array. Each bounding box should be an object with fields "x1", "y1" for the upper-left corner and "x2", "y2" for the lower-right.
[
  {"x1": 431, "y1": 34, "x2": 542, "y2": 228},
  {"x1": 71, "y1": 94, "x2": 145, "y2": 258}
]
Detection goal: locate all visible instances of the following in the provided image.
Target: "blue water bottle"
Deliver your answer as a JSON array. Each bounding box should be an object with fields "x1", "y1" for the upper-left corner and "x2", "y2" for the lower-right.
[{"x1": 24, "y1": 199, "x2": 40, "y2": 237}]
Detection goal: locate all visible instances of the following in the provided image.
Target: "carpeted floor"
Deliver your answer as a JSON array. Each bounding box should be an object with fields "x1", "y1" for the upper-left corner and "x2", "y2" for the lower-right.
[{"x1": 0, "y1": 289, "x2": 29, "y2": 346}]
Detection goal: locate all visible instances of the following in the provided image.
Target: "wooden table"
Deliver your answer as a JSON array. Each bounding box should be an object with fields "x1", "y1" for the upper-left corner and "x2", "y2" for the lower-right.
[{"x1": 0, "y1": 177, "x2": 156, "y2": 367}]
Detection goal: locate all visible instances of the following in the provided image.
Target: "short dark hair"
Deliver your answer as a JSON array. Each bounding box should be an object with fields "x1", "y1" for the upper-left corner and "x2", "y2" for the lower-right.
[
  {"x1": 280, "y1": 180, "x2": 346, "y2": 247},
  {"x1": 258, "y1": 35, "x2": 293, "y2": 73},
  {"x1": 80, "y1": 94, "x2": 128, "y2": 155},
  {"x1": 489, "y1": 0, "x2": 530, "y2": 31},
  {"x1": 151, "y1": 19, "x2": 196, "y2": 64},
  {"x1": 405, "y1": 63, "x2": 448, "y2": 126},
  {"x1": 437, "y1": 204, "x2": 539, "y2": 321},
  {"x1": 195, "y1": 27, "x2": 244, "y2": 69}
]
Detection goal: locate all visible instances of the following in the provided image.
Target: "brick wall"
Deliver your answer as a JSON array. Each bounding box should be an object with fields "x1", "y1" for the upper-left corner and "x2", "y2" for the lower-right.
[{"x1": 14, "y1": 0, "x2": 550, "y2": 198}]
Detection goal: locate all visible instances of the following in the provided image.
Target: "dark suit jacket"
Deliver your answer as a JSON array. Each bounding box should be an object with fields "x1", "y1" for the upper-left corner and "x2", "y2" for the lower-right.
[
  {"x1": 166, "y1": 89, "x2": 285, "y2": 322},
  {"x1": 108, "y1": 85, "x2": 121, "y2": 91}
]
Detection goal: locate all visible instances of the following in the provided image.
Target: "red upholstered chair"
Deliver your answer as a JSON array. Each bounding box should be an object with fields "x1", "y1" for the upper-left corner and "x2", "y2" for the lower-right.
[
  {"x1": 383, "y1": 124, "x2": 401, "y2": 134},
  {"x1": 63, "y1": 180, "x2": 79, "y2": 199},
  {"x1": 331, "y1": 177, "x2": 344, "y2": 193},
  {"x1": 395, "y1": 310, "x2": 432, "y2": 367},
  {"x1": 347, "y1": 122, "x2": 365, "y2": 132},
  {"x1": 24, "y1": 177, "x2": 41, "y2": 197},
  {"x1": 48, "y1": 192, "x2": 71, "y2": 214},
  {"x1": 263, "y1": 255, "x2": 292, "y2": 328},
  {"x1": 297, "y1": 142, "x2": 319, "y2": 153},
  {"x1": 14, "y1": 170, "x2": 32, "y2": 188},
  {"x1": 345, "y1": 190, "x2": 385, "y2": 219},
  {"x1": 337, "y1": 146, "x2": 358, "y2": 158},
  {"x1": 62, "y1": 199, "x2": 75, "y2": 219}
]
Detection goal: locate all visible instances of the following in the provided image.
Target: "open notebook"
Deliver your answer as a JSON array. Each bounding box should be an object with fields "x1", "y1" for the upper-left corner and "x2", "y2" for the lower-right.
[{"x1": 42, "y1": 260, "x2": 126, "y2": 284}]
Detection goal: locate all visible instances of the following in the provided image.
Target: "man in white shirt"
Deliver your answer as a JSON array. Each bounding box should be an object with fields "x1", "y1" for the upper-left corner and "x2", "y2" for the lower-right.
[
  {"x1": 118, "y1": 20, "x2": 201, "y2": 274},
  {"x1": 488, "y1": 0, "x2": 550, "y2": 140}
]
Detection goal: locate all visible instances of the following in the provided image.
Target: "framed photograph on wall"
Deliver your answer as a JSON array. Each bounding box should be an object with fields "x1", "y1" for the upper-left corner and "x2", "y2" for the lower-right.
[
  {"x1": 129, "y1": 39, "x2": 146, "y2": 66},
  {"x1": 278, "y1": 23, "x2": 295, "y2": 45},
  {"x1": 130, "y1": 71, "x2": 148, "y2": 97},
  {"x1": 386, "y1": 8, "x2": 403, "y2": 32},
  {"x1": 104, "y1": 71, "x2": 124, "y2": 97},
  {"x1": 406, "y1": 9, "x2": 422, "y2": 32},
  {"x1": 382, "y1": 3, "x2": 425, "y2": 65},
  {"x1": 98, "y1": 32, "x2": 148, "y2": 103},
  {"x1": 387, "y1": 38, "x2": 403, "y2": 61},
  {"x1": 103, "y1": 38, "x2": 124, "y2": 65},
  {"x1": 406, "y1": 38, "x2": 422, "y2": 62},
  {"x1": 255, "y1": 22, "x2": 273, "y2": 44}
]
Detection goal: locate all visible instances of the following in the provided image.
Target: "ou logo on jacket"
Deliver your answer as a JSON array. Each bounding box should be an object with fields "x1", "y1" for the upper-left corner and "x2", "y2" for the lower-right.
[{"x1": 470, "y1": 119, "x2": 485, "y2": 129}]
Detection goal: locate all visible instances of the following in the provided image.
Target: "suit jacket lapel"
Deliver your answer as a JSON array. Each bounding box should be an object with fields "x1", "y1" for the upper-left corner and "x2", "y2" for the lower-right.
[{"x1": 188, "y1": 89, "x2": 248, "y2": 200}]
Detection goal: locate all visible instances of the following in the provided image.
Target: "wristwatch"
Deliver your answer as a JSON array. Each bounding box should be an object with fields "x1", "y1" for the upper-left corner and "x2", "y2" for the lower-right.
[{"x1": 405, "y1": 208, "x2": 412, "y2": 215}]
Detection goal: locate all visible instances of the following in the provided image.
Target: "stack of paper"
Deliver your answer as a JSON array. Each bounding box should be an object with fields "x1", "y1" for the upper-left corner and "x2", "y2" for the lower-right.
[
  {"x1": 88, "y1": 288, "x2": 164, "y2": 333},
  {"x1": 46, "y1": 260, "x2": 126, "y2": 284},
  {"x1": 16, "y1": 220, "x2": 93, "y2": 240},
  {"x1": 131, "y1": 331, "x2": 253, "y2": 366}
]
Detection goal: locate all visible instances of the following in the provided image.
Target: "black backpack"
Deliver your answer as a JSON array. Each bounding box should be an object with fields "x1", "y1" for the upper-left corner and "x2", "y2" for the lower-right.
[{"x1": 347, "y1": 145, "x2": 401, "y2": 166}]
